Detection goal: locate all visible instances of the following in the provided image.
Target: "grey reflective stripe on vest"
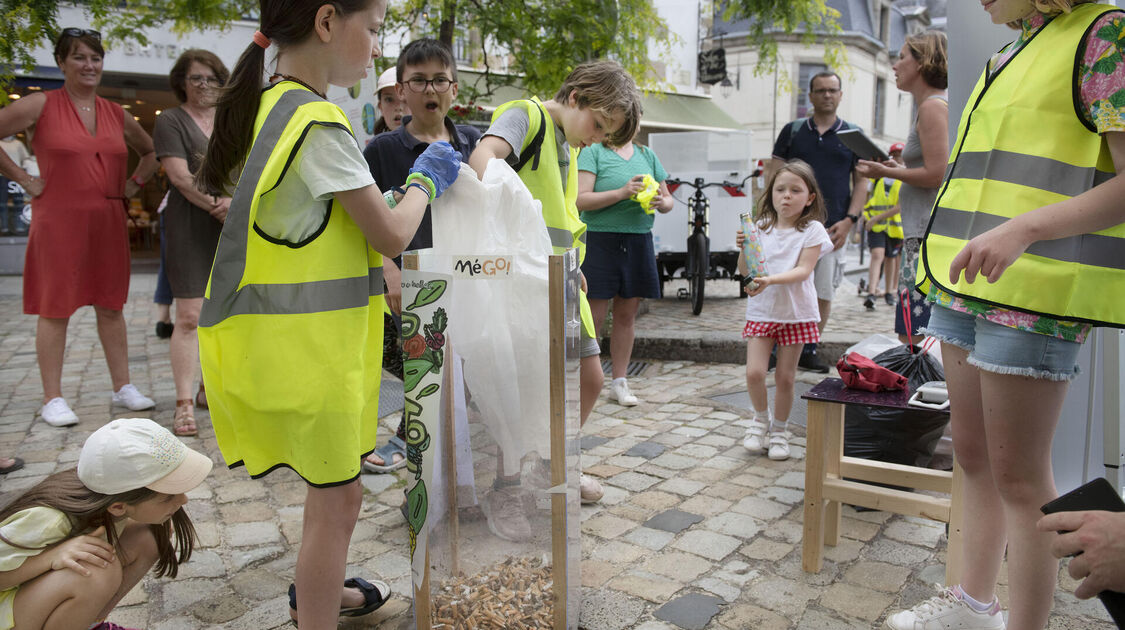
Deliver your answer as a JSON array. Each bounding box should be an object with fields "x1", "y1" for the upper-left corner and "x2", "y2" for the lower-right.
[
  {"x1": 208, "y1": 268, "x2": 384, "y2": 318},
  {"x1": 930, "y1": 206, "x2": 1125, "y2": 270},
  {"x1": 547, "y1": 226, "x2": 573, "y2": 249},
  {"x1": 199, "y1": 89, "x2": 381, "y2": 328},
  {"x1": 946, "y1": 150, "x2": 1114, "y2": 197},
  {"x1": 867, "y1": 205, "x2": 894, "y2": 211}
]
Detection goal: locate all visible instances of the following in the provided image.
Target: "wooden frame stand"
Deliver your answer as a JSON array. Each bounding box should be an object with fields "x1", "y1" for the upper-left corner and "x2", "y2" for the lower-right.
[{"x1": 801, "y1": 379, "x2": 963, "y2": 586}]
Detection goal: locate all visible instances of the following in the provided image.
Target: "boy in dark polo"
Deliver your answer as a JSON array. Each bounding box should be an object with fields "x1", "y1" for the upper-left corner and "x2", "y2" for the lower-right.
[{"x1": 361, "y1": 39, "x2": 481, "y2": 473}]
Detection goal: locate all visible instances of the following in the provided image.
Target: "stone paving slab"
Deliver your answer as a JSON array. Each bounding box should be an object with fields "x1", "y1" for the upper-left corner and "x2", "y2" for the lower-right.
[{"x1": 0, "y1": 274, "x2": 1111, "y2": 629}]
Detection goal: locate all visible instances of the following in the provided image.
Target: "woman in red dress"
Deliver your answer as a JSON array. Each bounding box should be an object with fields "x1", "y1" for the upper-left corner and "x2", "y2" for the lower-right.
[{"x1": 0, "y1": 29, "x2": 159, "y2": 426}]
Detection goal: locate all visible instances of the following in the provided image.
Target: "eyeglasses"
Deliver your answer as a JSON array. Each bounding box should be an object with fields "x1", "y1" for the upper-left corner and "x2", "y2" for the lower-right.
[
  {"x1": 61, "y1": 28, "x2": 101, "y2": 41},
  {"x1": 188, "y1": 74, "x2": 222, "y2": 88},
  {"x1": 404, "y1": 77, "x2": 454, "y2": 93},
  {"x1": 811, "y1": 88, "x2": 840, "y2": 95}
]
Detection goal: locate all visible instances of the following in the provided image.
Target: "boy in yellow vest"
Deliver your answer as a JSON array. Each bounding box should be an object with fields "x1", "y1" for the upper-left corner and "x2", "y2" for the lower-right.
[{"x1": 469, "y1": 60, "x2": 640, "y2": 540}]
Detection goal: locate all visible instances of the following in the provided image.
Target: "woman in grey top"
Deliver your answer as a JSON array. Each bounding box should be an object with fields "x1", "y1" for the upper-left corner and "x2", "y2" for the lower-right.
[
  {"x1": 152, "y1": 49, "x2": 231, "y2": 436},
  {"x1": 857, "y1": 30, "x2": 949, "y2": 344}
]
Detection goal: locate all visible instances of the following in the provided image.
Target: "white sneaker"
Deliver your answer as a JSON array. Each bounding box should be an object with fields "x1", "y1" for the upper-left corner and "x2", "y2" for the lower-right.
[
  {"x1": 609, "y1": 378, "x2": 639, "y2": 406},
  {"x1": 884, "y1": 585, "x2": 1005, "y2": 630},
  {"x1": 580, "y1": 474, "x2": 604, "y2": 504},
  {"x1": 768, "y1": 432, "x2": 791, "y2": 461},
  {"x1": 742, "y1": 419, "x2": 768, "y2": 454},
  {"x1": 39, "y1": 397, "x2": 79, "y2": 427},
  {"x1": 111, "y1": 384, "x2": 155, "y2": 411}
]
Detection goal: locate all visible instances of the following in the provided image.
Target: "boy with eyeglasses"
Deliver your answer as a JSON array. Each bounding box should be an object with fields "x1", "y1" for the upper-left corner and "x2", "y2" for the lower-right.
[{"x1": 360, "y1": 38, "x2": 480, "y2": 474}]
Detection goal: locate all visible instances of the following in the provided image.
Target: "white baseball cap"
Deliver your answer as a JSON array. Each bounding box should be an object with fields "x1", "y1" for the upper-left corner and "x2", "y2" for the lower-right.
[
  {"x1": 376, "y1": 67, "x2": 398, "y2": 94},
  {"x1": 77, "y1": 418, "x2": 213, "y2": 495}
]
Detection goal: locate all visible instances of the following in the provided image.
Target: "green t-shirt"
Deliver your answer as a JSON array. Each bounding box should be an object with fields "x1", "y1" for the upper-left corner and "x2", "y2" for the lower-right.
[{"x1": 576, "y1": 143, "x2": 667, "y2": 234}]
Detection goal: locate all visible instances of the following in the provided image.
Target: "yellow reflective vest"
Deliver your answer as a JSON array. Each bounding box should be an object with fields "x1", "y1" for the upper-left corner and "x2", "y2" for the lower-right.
[
  {"x1": 199, "y1": 83, "x2": 384, "y2": 485},
  {"x1": 919, "y1": 2, "x2": 1125, "y2": 328},
  {"x1": 492, "y1": 97, "x2": 596, "y2": 338},
  {"x1": 863, "y1": 178, "x2": 904, "y2": 239}
]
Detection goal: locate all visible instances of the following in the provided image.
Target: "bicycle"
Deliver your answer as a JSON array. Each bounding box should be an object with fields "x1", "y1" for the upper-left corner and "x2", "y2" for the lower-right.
[{"x1": 664, "y1": 177, "x2": 747, "y2": 315}]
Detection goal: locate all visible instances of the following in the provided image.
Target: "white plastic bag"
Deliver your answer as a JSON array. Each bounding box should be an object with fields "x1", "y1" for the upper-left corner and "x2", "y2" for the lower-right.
[
  {"x1": 428, "y1": 160, "x2": 553, "y2": 471},
  {"x1": 845, "y1": 332, "x2": 943, "y2": 368}
]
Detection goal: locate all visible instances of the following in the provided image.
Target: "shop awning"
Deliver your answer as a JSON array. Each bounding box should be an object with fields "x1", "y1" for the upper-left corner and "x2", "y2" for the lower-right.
[
  {"x1": 637, "y1": 91, "x2": 743, "y2": 132},
  {"x1": 456, "y1": 70, "x2": 743, "y2": 133}
]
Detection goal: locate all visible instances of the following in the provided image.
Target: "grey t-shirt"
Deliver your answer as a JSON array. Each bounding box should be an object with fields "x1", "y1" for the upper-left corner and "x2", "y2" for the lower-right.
[
  {"x1": 484, "y1": 105, "x2": 570, "y2": 189},
  {"x1": 898, "y1": 95, "x2": 948, "y2": 240}
]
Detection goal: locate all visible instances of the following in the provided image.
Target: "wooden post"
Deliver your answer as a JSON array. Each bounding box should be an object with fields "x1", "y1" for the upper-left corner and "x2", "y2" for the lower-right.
[
  {"x1": 548, "y1": 255, "x2": 567, "y2": 630},
  {"x1": 802, "y1": 399, "x2": 827, "y2": 573},
  {"x1": 823, "y1": 402, "x2": 844, "y2": 547},
  {"x1": 413, "y1": 548, "x2": 431, "y2": 630},
  {"x1": 443, "y1": 342, "x2": 460, "y2": 577}
]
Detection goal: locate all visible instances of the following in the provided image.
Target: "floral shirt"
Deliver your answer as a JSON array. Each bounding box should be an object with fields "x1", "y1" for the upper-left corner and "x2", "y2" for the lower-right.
[{"x1": 932, "y1": 9, "x2": 1125, "y2": 343}]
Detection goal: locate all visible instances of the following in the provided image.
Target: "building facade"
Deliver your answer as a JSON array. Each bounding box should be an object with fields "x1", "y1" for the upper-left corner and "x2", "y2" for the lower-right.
[{"x1": 708, "y1": 0, "x2": 944, "y2": 159}]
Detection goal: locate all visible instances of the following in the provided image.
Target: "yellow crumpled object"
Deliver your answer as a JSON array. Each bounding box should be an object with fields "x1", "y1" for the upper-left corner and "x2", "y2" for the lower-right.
[{"x1": 631, "y1": 174, "x2": 659, "y2": 214}]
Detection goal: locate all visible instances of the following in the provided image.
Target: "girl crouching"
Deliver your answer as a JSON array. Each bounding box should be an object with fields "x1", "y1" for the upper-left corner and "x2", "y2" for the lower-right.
[{"x1": 0, "y1": 418, "x2": 210, "y2": 630}]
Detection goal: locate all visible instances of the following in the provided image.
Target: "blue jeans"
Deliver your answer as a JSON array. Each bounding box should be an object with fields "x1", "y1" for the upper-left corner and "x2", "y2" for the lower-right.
[{"x1": 153, "y1": 213, "x2": 172, "y2": 306}]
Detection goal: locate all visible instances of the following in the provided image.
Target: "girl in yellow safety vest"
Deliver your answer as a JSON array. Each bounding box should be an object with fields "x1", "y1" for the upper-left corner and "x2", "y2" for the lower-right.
[
  {"x1": 195, "y1": 1, "x2": 461, "y2": 627},
  {"x1": 886, "y1": 2, "x2": 1125, "y2": 629}
]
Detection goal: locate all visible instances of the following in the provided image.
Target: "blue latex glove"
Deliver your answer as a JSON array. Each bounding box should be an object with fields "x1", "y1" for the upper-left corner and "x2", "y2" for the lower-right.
[{"x1": 409, "y1": 141, "x2": 461, "y2": 199}]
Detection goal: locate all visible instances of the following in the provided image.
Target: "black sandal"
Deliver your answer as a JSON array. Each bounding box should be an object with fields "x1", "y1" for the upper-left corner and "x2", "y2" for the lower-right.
[{"x1": 287, "y1": 577, "x2": 391, "y2": 618}]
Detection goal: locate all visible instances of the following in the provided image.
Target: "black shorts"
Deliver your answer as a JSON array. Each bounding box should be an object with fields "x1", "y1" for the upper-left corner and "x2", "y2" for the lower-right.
[
  {"x1": 581, "y1": 232, "x2": 661, "y2": 300},
  {"x1": 867, "y1": 231, "x2": 902, "y2": 257}
]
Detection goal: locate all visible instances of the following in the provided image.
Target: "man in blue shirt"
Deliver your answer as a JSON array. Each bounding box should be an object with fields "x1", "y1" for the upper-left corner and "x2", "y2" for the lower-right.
[{"x1": 769, "y1": 71, "x2": 867, "y2": 372}]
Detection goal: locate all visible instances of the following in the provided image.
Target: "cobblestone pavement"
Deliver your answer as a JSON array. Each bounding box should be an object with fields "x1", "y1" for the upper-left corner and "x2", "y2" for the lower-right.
[{"x1": 0, "y1": 267, "x2": 1111, "y2": 629}]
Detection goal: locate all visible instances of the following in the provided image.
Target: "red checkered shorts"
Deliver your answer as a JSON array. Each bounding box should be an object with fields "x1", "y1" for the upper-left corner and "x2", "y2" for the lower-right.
[{"x1": 742, "y1": 320, "x2": 820, "y2": 346}]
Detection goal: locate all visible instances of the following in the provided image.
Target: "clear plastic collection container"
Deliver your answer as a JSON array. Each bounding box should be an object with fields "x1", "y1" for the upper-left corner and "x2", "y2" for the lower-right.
[{"x1": 401, "y1": 247, "x2": 582, "y2": 630}]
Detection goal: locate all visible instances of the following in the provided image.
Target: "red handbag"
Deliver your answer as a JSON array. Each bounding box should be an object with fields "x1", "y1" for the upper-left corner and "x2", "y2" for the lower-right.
[{"x1": 836, "y1": 352, "x2": 908, "y2": 392}]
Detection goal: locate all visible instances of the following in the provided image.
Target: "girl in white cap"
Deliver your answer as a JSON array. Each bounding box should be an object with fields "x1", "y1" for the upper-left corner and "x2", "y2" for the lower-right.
[{"x1": 0, "y1": 418, "x2": 211, "y2": 630}]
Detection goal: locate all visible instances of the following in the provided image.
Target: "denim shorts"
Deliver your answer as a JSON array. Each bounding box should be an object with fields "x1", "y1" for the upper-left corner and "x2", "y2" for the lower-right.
[{"x1": 922, "y1": 304, "x2": 1082, "y2": 381}]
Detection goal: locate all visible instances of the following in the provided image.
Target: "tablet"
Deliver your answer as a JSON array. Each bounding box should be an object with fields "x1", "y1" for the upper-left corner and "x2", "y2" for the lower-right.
[
  {"x1": 1042, "y1": 477, "x2": 1125, "y2": 515},
  {"x1": 838, "y1": 128, "x2": 889, "y2": 162}
]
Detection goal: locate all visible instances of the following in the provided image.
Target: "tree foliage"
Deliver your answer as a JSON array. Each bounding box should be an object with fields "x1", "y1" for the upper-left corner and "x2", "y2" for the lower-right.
[
  {"x1": 0, "y1": 0, "x2": 253, "y2": 97},
  {"x1": 0, "y1": 0, "x2": 843, "y2": 104},
  {"x1": 384, "y1": 0, "x2": 673, "y2": 101},
  {"x1": 719, "y1": 0, "x2": 844, "y2": 75}
]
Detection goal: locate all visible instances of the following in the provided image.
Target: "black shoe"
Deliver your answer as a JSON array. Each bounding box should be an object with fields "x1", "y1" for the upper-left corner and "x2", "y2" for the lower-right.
[
  {"x1": 798, "y1": 353, "x2": 830, "y2": 373},
  {"x1": 863, "y1": 295, "x2": 876, "y2": 311},
  {"x1": 155, "y1": 321, "x2": 174, "y2": 339},
  {"x1": 885, "y1": 293, "x2": 896, "y2": 306},
  {"x1": 857, "y1": 278, "x2": 867, "y2": 295}
]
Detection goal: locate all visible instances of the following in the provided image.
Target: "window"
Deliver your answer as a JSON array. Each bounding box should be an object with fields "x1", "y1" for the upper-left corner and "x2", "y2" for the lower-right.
[
  {"x1": 874, "y1": 78, "x2": 886, "y2": 134},
  {"x1": 796, "y1": 62, "x2": 828, "y2": 119},
  {"x1": 879, "y1": 4, "x2": 891, "y2": 45}
]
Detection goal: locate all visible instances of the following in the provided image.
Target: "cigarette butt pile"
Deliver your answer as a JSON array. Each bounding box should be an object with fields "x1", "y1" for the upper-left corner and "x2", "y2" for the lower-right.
[{"x1": 430, "y1": 556, "x2": 555, "y2": 629}]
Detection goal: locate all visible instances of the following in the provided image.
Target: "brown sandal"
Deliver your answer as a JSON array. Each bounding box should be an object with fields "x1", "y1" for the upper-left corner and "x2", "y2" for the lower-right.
[
  {"x1": 174, "y1": 400, "x2": 198, "y2": 436},
  {"x1": 195, "y1": 383, "x2": 208, "y2": 410}
]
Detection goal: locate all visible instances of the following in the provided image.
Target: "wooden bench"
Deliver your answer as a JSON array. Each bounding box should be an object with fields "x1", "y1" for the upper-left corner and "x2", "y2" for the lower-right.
[{"x1": 800, "y1": 378, "x2": 963, "y2": 585}]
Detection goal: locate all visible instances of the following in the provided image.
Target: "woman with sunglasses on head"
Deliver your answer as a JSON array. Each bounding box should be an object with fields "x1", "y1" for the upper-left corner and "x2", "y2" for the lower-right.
[
  {"x1": 152, "y1": 49, "x2": 232, "y2": 437},
  {"x1": 0, "y1": 28, "x2": 158, "y2": 428}
]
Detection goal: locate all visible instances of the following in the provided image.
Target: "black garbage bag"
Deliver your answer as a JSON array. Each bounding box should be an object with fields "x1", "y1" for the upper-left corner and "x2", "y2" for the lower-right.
[{"x1": 844, "y1": 345, "x2": 948, "y2": 469}]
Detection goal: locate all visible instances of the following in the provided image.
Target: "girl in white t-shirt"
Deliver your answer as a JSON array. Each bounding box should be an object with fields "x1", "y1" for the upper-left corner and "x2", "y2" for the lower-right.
[{"x1": 737, "y1": 160, "x2": 833, "y2": 460}]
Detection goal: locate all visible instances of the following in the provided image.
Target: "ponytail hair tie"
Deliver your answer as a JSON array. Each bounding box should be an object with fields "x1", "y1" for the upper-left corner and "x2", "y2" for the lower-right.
[{"x1": 252, "y1": 31, "x2": 271, "y2": 49}]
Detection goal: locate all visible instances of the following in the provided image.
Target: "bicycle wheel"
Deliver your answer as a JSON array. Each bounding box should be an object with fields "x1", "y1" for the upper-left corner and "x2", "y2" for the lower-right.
[{"x1": 690, "y1": 231, "x2": 707, "y2": 315}]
